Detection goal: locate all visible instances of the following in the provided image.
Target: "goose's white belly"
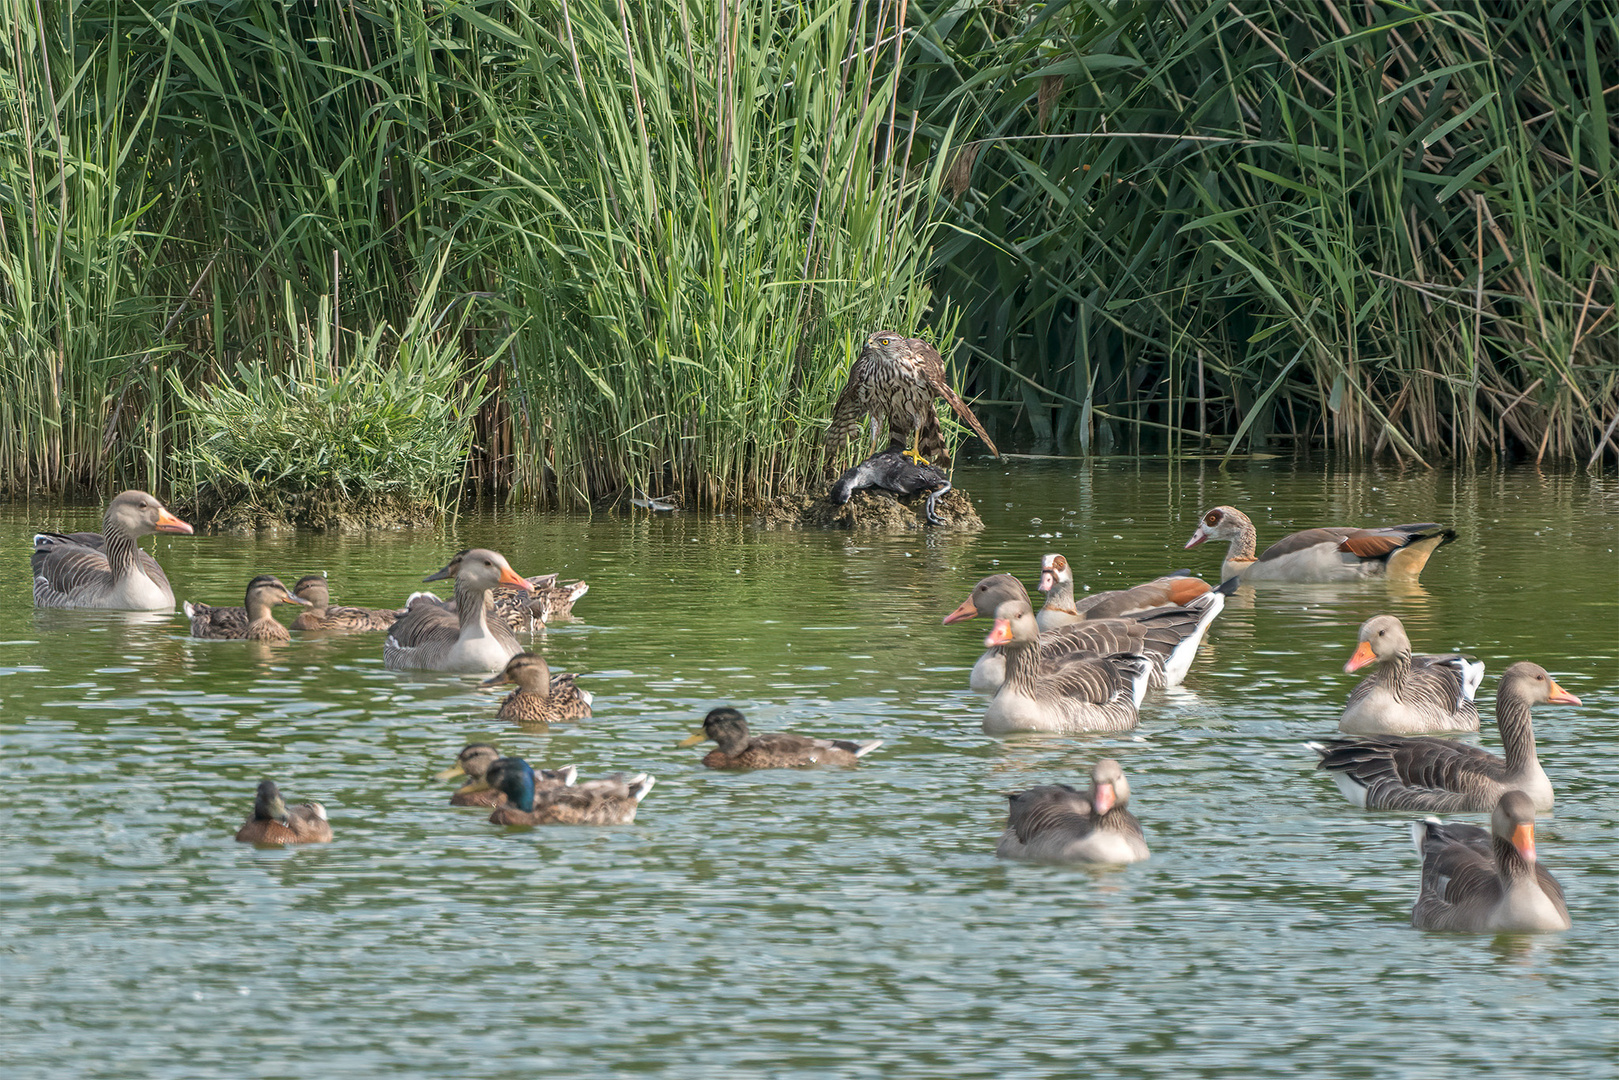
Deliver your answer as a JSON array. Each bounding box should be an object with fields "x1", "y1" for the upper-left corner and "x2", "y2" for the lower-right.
[
  {"x1": 1492, "y1": 883, "x2": 1571, "y2": 932},
  {"x1": 438, "y1": 625, "x2": 518, "y2": 673},
  {"x1": 1231, "y1": 546, "x2": 1378, "y2": 583},
  {"x1": 982, "y1": 688, "x2": 1135, "y2": 736}
]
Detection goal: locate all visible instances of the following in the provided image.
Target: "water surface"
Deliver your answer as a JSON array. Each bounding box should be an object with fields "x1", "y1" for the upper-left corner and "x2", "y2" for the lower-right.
[{"x1": 3, "y1": 459, "x2": 1616, "y2": 1078}]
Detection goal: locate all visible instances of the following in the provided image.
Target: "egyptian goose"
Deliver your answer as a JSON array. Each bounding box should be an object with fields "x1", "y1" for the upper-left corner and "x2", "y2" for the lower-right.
[
  {"x1": 486, "y1": 758, "x2": 654, "y2": 826},
  {"x1": 1409, "y1": 790, "x2": 1570, "y2": 933},
  {"x1": 1309, "y1": 662, "x2": 1580, "y2": 812},
  {"x1": 31, "y1": 490, "x2": 193, "y2": 609},
  {"x1": 383, "y1": 549, "x2": 532, "y2": 672},
  {"x1": 479, "y1": 652, "x2": 593, "y2": 722},
  {"x1": 235, "y1": 779, "x2": 332, "y2": 844},
  {"x1": 677, "y1": 707, "x2": 882, "y2": 768},
  {"x1": 980, "y1": 600, "x2": 1152, "y2": 735},
  {"x1": 1035, "y1": 556, "x2": 1211, "y2": 631},
  {"x1": 946, "y1": 574, "x2": 1230, "y2": 694},
  {"x1": 996, "y1": 759, "x2": 1150, "y2": 864},
  {"x1": 433, "y1": 744, "x2": 577, "y2": 806},
  {"x1": 1338, "y1": 615, "x2": 1484, "y2": 734},
  {"x1": 1184, "y1": 505, "x2": 1455, "y2": 583},
  {"x1": 289, "y1": 574, "x2": 404, "y2": 633},
  {"x1": 184, "y1": 575, "x2": 310, "y2": 641}
]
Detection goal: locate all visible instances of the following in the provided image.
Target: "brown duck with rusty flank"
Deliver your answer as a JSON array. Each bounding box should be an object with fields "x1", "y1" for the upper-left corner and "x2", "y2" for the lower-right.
[
  {"x1": 1034, "y1": 555, "x2": 1211, "y2": 632},
  {"x1": 289, "y1": 575, "x2": 404, "y2": 633},
  {"x1": 479, "y1": 652, "x2": 593, "y2": 723},
  {"x1": 234, "y1": 779, "x2": 332, "y2": 844},
  {"x1": 678, "y1": 707, "x2": 882, "y2": 769},
  {"x1": 433, "y1": 744, "x2": 577, "y2": 807},
  {"x1": 184, "y1": 575, "x2": 310, "y2": 641}
]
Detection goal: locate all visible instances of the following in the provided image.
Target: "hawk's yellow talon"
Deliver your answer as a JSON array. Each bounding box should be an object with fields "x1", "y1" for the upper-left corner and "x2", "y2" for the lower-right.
[{"x1": 903, "y1": 446, "x2": 930, "y2": 466}]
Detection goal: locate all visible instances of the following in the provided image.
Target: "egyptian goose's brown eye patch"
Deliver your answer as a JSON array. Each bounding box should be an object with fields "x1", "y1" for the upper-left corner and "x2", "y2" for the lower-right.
[{"x1": 1204, "y1": 511, "x2": 1220, "y2": 526}]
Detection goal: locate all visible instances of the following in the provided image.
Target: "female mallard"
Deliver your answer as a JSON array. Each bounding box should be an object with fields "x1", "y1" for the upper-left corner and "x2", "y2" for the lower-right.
[
  {"x1": 184, "y1": 575, "x2": 310, "y2": 641},
  {"x1": 235, "y1": 779, "x2": 332, "y2": 844},
  {"x1": 479, "y1": 652, "x2": 593, "y2": 723},
  {"x1": 1338, "y1": 614, "x2": 1483, "y2": 734},
  {"x1": 678, "y1": 707, "x2": 882, "y2": 769},
  {"x1": 996, "y1": 758, "x2": 1150, "y2": 864},
  {"x1": 433, "y1": 744, "x2": 577, "y2": 807},
  {"x1": 289, "y1": 574, "x2": 404, "y2": 633},
  {"x1": 486, "y1": 757, "x2": 654, "y2": 826},
  {"x1": 31, "y1": 489, "x2": 194, "y2": 610}
]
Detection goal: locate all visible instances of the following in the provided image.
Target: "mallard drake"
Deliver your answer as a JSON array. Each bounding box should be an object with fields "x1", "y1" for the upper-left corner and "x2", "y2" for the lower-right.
[
  {"x1": 1339, "y1": 614, "x2": 1484, "y2": 734},
  {"x1": 184, "y1": 575, "x2": 310, "y2": 641},
  {"x1": 1034, "y1": 556, "x2": 1211, "y2": 632},
  {"x1": 486, "y1": 757, "x2": 654, "y2": 826},
  {"x1": 677, "y1": 707, "x2": 881, "y2": 769},
  {"x1": 1184, "y1": 505, "x2": 1455, "y2": 583},
  {"x1": 1409, "y1": 790, "x2": 1570, "y2": 932},
  {"x1": 996, "y1": 759, "x2": 1150, "y2": 864},
  {"x1": 234, "y1": 779, "x2": 332, "y2": 844},
  {"x1": 433, "y1": 744, "x2": 577, "y2": 807},
  {"x1": 946, "y1": 573, "x2": 1230, "y2": 694},
  {"x1": 31, "y1": 490, "x2": 193, "y2": 609},
  {"x1": 1309, "y1": 662, "x2": 1579, "y2": 812},
  {"x1": 980, "y1": 600, "x2": 1151, "y2": 735},
  {"x1": 289, "y1": 574, "x2": 404, "y2": 633},
  {"x1": 383, "y1": 549, "x2": 531, "y2": 672},
  {"x1": 479, "y1": 652, "x2": 593, "y2": 723}
]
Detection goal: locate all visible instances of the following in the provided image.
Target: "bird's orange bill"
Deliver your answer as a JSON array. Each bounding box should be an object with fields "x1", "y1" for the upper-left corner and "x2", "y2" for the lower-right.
[
  {"x1": 281, "y1": 592, "x2": 312, "y2": 606},
  {"x1": 1511, "y1": 822, "x2": 1536, "y2": 863},
  {"x1": 498, "y1": 566, "x2": 534, "y2": 591},
  {"x1": 676, "y1": 732, "x2": 708, "y2": 748},
  {"x1": 433, "y1": 764, "x2": 467, "y2": 781},
  {"x1": 155, "y1": 509, "x2": 194, "y2": 535},
  {"x1": 1091, "y1": 783, "x2": 1116, "y2": 815},
  {"x1": 983, "y1": 619, "x2": 1014, "y2": 647},
  {"x1": 1344, "y1": 640, "x2": 1378, "y2": 673},
  {"x1": 942, "y1": 598, "x2": 979, "y2": 625},
  {"x1": 1547, "y1": 680, "x2": 1582, "y2": 705}
]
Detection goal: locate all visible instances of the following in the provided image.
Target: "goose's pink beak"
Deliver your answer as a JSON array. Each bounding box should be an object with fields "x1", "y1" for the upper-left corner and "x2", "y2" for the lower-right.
[
  {"x1": 1345, "y1": 640, "x2": 1378, "y2": 673},
  {"x1": 983, "y1": 619, "x2": 1014, "y2": 647},
  {"x1": 1511, "y1": 822, "x2": 1536, "y2": 863},
  {"x1": 1184, "y1": 526, "x2": 1207, "y2": 549},
  {"x1": 943, "y1": 598, "x2": 979, "y2": 625}
]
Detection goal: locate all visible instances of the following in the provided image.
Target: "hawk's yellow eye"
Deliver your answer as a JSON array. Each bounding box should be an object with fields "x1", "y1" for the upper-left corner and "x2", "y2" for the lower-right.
[{"x1": 879, "y1": 337, "x2": 892, "y2": 346}]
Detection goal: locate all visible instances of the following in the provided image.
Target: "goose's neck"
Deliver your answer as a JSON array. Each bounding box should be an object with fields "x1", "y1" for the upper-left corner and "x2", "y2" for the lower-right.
[
  {"x1": 454, "y1": 579, "x2": 494, "y2": 638},
  {"x1": 1381, "y1": 650, "x2": 1414, "y2": 697},
  {"x1": 1094, "y1": 805, "x2": 1136, "y2": 834},
  {"x1": 1041, "y1": 579, "x2": 1077, "y2": 615},
  {"x1": 1496, "y1": 693, "x2": 1539, "y2": 772},
  {"x1": 1492, "y1": 835, "x2": 1536, "y2": 883},
  {"x1": 1225, "y1": 516, "x2": 1258, "y2": 562},
  {"x1": 102, "y1": 517, "x2": 139, "y2": 581},
  {"x1": 1001, "y1": 639, "x2": 1042, "y2": 693}
]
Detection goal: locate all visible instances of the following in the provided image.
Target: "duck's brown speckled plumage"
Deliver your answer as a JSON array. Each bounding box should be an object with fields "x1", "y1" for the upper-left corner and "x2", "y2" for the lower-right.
[
  {"x1": 434, "y1": 745, "x2": 576, "y2": 807},
  {"x1": 289, "y1": 575, "x2": 403, "y2": 633},
  {"x1": 682, "y1": 707, "x2": 882, "y2": 769},
  {"x1": 481, "y1": 652, "x2": 593, "y2": 723},
  {"x1": 234, "y1": 779, "x2": 332, "y2": 844},
  {"x1": 485, "y1": 758, "x2": 653, "y2": 826},
  {"x1": 185, "y1": 575, "x2": 310, "y2": 641}
]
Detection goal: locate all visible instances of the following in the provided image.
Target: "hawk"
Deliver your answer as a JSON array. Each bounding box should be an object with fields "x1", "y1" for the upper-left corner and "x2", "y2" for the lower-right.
[{"x1": 823, "y1": 330, "x2": 999, "y2": 468}]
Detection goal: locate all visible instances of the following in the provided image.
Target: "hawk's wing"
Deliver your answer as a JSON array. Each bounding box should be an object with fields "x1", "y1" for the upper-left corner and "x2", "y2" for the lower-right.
[
  {"x1": 916, "y1": 339, "x2": 999, "y2": 458},
  {"x1": 823, "y1": 356, "x2": 876, "y2": 458}
]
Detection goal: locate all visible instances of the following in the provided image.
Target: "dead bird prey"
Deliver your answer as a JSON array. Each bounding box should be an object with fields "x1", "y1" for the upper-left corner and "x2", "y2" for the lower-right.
[{"x1": 828, "y1": 449, "x2": 952, "y2": 525}]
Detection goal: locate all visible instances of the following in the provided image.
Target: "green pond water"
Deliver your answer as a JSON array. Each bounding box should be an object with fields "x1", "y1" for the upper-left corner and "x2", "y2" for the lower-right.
[{"x1": 3, "y1": 459, "x2": 1617, "y2": 1078}]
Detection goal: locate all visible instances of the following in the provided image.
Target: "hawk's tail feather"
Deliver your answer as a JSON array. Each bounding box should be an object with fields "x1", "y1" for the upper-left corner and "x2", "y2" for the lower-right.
[{"x1": 938, "y1": 384, "x2": 1000, "y2": 458}]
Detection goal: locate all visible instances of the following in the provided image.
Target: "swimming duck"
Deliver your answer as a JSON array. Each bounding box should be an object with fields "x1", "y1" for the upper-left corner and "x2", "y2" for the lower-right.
[
  {"x1": 1184, "y1": 505, "x2": 1455, "y2": 583},
  {"x1": 184, "y1": 575, "x2": 310, "y2": 641},
  {"x1": 1309, "y1": 662, "x2": 1579, "y2": 812},
  {"x1": 486, "y1": 757, "x2": 654, "y2": 826},
  {"x1": 433, "y1": 744, "x2": 577, "y2": 807},
  {"x1": 1338, "y1": 614, "x2": 1484, "y2": 734},
  {"x1": 1034, "y1": 556, "x2": 1211, "y2": 632},
  {"x1": 479, "y1": 652, "x2": 593, "y2": 723},
  {"x1": 383, "y1": 549, "x2": 531, "y2": 672},
  {"x1": 234, "y1": 779, "x2": 333, "y2": 844},
  {"x1": 1409, "y1": 790, "x2": 1569, "y2": 933},
  {"x1": 980, "y1": 600, "x2": 1151, "y2": 735},
  {"x1": 678, "y1": 707, "x2": 882, "y2": 769},
  {"x1": 996, "y1": 759, "x2": 1150, "y2": 864},
  {"x1": 289, "y1": 574, "x2": 404, "y2": 633},
  {"x1": 31, "y1": 489, "x2": 194, "y2": 609},
  {"x1": 828, "y1": 448, "x2": 952, "y2": 525}
]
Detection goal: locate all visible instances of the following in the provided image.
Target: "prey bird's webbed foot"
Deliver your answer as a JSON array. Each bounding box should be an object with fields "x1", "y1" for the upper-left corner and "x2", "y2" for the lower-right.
[{"x1": 923, "y1": 481, "x2": 951, "y2": 526}]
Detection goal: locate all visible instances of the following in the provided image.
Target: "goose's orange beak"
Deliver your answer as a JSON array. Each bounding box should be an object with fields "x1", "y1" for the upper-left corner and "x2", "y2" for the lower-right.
[
  {"x1": 1345, "y1": 640, "x2": 1378, "y2": 673},
  {"x1": 1511, "y1": 822, "x2": 1536, "y2": 863},
  {"x1": 983, "y1": 619, "x2": 1014, "y2": 647},
  {"x1": 155, "y1": 509, "x2": 193, "y2": 535},
  {"x1": 1546, "y1": 679, "x2": 1581, "y2": 706},
  {"x1": 498, "y1": 566, "x2": 533, "y2": 591},
  {"x1": 943, "y1": 598, "x2": 979, "y2": 625},
  {"x1": 1091, "y1": 782, "x2": 1116, "y2": 815}
]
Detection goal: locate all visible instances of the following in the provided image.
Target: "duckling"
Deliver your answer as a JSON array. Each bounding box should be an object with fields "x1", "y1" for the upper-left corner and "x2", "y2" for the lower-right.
[
  {"x1": 486, "y1": 758, "x2": 655, "y2": 826},
  {"x1": 433, "y1": 744, "x2": 577, "y2": 807},
  {"x1": 677, "y1": 707, "x2": 882, "y2": 769},
  {"x1": 479, "y1": 652, "x2": 593, "y2": 723},
  {"x1": 234, "y1": 779, "x2": 332, "y2": 844},
  {"x1": 289, "y1": 574, "x2": 404, "y2": 633},
  {"x1": 185, "y1": 575, "x2": 310, "y2": 641}
]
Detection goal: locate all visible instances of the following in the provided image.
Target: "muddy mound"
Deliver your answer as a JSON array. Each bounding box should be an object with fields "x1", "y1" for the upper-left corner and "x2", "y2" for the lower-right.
[{"x1": 751, "y1": 487, "x2": 983, "y2": 531}]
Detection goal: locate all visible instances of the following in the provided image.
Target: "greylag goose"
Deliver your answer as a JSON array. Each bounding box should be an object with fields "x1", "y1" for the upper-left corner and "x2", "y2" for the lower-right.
[
  {"x1": 980, "y1": 600, "x2": 1152, "y2": 735},
  {"x1": 31, "y1": 490, "x2": 193, "y2": 609},
  {"x1": 1338, "y1": 614, "x2": 1484, "y2": 734},
  {"x1": 1309, "y1": 662, "x2": 1580, "y2": 812},
  {"x1": 479, "y1": 652, "x2": 593, "y2": 722},
  {"x1": 946, "y1": 573, "x2": 1231, "y2": 694},
  {"x1": 486, "y1": 758, "x2": 655, "y2": 826},
  {"x1": 677, "y1": 707, "x2": 882, "y2": 768},
  {"x1": 996, "y1": 759, "x2": 1150, "y2": 864},
  {"x1": 235, "y1": 779, "x2": 332, "y2": 844},
  {"x1": 289, "y1": 574, "x2": 404, "y2": 633},
  {"x1": 1184, "y1": 505, "x2": 1455, "y2": 582},
  {"x1": 433, "y1": 744, "x2": 577, "y2": 807},
  {"x1": 405, "y1": 551, "x2": 588, "y2": 632},
  {"x1": 1035, "y1": 556, "x2": 1211, "y2": 631},
  {"x1": 184, "y1": 575, "x2": 310, "y2": 641},
  {"x1": 383, "y1": 549, "x2": 532, "y2": 672},
  {"x1": 829, "y1": 448, "x2": 952, "y2": 525},
  {"x1": 1409, "y1": 790, "x2": 1570, "y2": 933}
]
